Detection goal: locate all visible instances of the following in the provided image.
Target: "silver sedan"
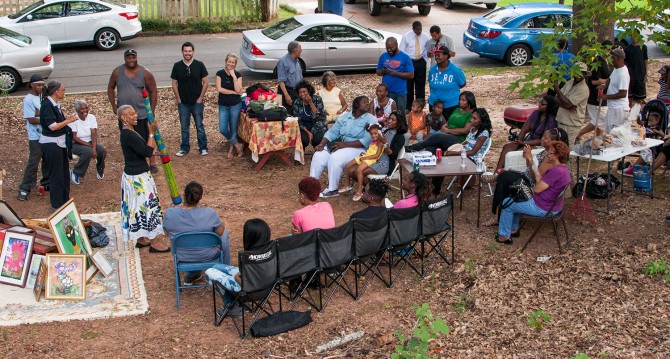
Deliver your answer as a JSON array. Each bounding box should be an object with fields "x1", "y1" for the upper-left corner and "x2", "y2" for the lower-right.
[
  {"x1": 240, "y1": 14, "x2": 401, "y2": 74},
  {"x1": 0, "y1": 26, "x2": 53, "y2": 93}
]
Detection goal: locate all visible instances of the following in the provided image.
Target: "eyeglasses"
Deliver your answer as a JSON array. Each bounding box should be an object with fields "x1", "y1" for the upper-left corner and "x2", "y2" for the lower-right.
[{"x1": 186, "y1": 66, "x2": 191, "y2": 77}]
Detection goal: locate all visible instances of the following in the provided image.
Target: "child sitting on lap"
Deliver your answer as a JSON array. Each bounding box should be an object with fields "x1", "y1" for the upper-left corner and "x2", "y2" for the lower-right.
[
  {"x1": 340, "y1": 123, "x2": 386, "y2": 201},
  {"x1": 425, "y1": 100, "x2": 445, "y2": 137}
]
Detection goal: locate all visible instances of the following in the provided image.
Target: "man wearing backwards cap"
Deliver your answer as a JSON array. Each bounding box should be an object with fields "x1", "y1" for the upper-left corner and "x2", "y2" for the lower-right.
[
  {"x1": 17, "y1": 74, "x2": 49, "y2": 201},
  {"x1": 598, "y1": 48, "x2": 630, "y2": 133},
  {"x1": 554, "y1": 61, "x2": 590, "y2": 149},
  {"x1": 108, "y1": 49, "x2": 159, "y2": 173}
]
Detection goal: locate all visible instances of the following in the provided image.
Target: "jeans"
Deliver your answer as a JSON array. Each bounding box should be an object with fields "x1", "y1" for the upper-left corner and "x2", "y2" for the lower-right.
[
  {"x1": 206, "y1": 264, "x2": 241, "y2": 303},
  {"x1": 178, "y1": 102, "x2": 207, "y2": 152},
  {"x1": 41, "y1": 142, "x2": 70, "y2": 209},
  {"x1": 388, "y1": 92, "x2": 407, "y2": 115},
  {"x1": 72, "y1": 142, "x2": 106, "y2": 177},
  {"x1": 19, "y1": 139, "x2": 49, "y2": 193},
  {"x1": 218, "y1": 102, "x2": 243, "y2": 146},
  {"x1": 498, "y1": 197, "x2": 557, "y2": 238}
]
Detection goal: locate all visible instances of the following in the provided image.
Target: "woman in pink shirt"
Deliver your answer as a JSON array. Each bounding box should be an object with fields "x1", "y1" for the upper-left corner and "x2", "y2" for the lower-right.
[
  {"x1": 394, "y1": 170, "x2": 431, "y2": 209},
  {"x1": 292, "y1": 177, "x2": 336, "y2": 233}
]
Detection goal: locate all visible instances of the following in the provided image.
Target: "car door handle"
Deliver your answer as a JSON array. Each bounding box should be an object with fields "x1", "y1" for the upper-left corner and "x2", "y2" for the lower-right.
[
  {"x1": 328, "y1": 47, "x2": 337, "y2": 50},
  {"x1": 529, "y1": 30, "x2": 539, "y2": 34}
]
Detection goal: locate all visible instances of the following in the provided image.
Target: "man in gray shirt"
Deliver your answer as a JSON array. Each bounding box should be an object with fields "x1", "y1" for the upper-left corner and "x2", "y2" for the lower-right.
[
  {"x1": 277, "y1": 41, "x2": 303, "y2": 108},
  {"x1": 427, "y1": 25, "x2": 455, "y2": 68}
]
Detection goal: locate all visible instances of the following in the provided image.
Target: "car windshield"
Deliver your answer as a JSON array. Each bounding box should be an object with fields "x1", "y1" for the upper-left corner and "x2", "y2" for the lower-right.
[
  {"x1": 8, "y1": 0, "x2": 44, "y2": 19},
  {"x1": 483, "y1": 7, "x2": 519, "y2": 26},
  {"x1": 0, "y1": 27, "x2": 31, "y2": 46},
  {"x1": 350, "y1": 20, "x2": 381, "y2": 39},
  {"x1": 262, "y1": 18, "x2": 302, "y2": 40}
]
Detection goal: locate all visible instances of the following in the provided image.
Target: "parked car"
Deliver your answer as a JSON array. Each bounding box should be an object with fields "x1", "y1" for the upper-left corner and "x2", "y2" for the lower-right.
[
  {"x1": 240, "y1": 14, "x2": 401, "y2": 74},
  {"x1": 653, "y1": 9, "x2": 670, "y2": 48},
  {"x1": 463, "y1": 3, "x2": 628, "y2": 66},
  {"x1": 439, "y1": 0, "x2": 497, "y2": 10},
  {"x1": 0, "y1": 0, "x2": 142, "y2": 51},
  {"x1": 345, "y1": 0, "x2": 434, "y2": 17},
  {"x1": 0, "y1": 26, "x2": 53, "y2": 93}
]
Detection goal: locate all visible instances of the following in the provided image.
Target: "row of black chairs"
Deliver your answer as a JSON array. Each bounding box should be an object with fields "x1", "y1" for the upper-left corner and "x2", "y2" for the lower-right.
[{"x1": 211, "y1": 194, "x2": 455, "y2": 338}]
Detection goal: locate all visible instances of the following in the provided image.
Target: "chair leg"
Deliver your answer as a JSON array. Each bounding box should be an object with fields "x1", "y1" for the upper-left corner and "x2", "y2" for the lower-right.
[
  {"x1": 561, "y1": 218, "x2": 570, "y2": 248},
  {"x1": 175, "y1": 271, "x2": 181, "y2": 310},
  {"x1": 487, "y1": 183, "x2": 494, "y2": 196},
  {"x1": 520, "y1": 221, "x2": 546, "y2": 252},
  {"x1": 456, "y1": 175, "x2": 473, "y2": 199},
  {"x1": 447, "y1": 176, "x2": 457, "y2": 190},
  {"x1": 551, "y1": 220, "x2": 563, "y2": 254}
]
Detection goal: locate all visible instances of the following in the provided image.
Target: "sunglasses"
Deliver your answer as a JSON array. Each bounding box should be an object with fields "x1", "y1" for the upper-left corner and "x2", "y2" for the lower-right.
[{"x1": 186, "y1": 66, "x2": 191, "y2": 77}]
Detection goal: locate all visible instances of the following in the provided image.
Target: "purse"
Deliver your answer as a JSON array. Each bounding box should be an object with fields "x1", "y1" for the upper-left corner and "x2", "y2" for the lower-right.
[{"x1": 505, "y1": 177, "x2": 533, "y2": 205}]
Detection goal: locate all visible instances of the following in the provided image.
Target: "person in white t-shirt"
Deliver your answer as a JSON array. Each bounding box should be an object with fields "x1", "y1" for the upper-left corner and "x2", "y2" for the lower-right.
[
  {"x1": 599, "y1": 48, "x2": 630, "y2": 133},
  {"x1": 68, "y1": 99, "x2": 107, "y2": 184},
  {"x1": 17, "y1": 74, "x2": 49, "y2": 201}
]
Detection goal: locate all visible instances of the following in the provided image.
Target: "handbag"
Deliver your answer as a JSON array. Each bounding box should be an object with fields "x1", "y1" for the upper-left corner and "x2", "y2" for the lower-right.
[
  {"x1": 249, "y1": 310, "x2": 312, "y2": 337},
  {"x1": 504, "y1": 177, "x2": 533, "y2": 206}
]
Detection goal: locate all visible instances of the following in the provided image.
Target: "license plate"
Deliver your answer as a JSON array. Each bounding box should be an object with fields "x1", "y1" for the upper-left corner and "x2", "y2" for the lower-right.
[{"x1": 466, "y1": 39, "x2": 471, "y2": 47}]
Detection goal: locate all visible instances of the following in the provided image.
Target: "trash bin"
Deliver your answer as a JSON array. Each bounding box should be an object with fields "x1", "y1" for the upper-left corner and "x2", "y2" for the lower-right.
[
  {"x1": 322, "y1": 0, "x2": 343, "y2": 15},
  {"x1": 315, "y1": 0, "x2": 323, "y2": 13}
]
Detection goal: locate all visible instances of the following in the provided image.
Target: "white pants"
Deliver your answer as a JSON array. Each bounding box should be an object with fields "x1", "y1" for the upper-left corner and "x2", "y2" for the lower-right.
[
  {"x1": 309, "y1": 147, "x2": 362, "y2": 192},
  {"x1": 605, "y1": 107, "x2": 629, "y2": 133}
]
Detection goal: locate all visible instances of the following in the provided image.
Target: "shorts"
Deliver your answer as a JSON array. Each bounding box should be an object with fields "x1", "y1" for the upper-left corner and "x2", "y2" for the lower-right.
[
  {"x1": 559, "y1": 125, "x2": 581, "y2": 151},
  {"x1": 587, "y1": 104, "x2": 607, "y2": 130},
  {"x1": 605, "y1": 108, "x2": 629, "y2": 133},
  {"x1": 662, "y1": 143, "x2": 670, "y2": 159},
  {"x1": 628, "y1": 79, "x2": 646, "y2": 100}
]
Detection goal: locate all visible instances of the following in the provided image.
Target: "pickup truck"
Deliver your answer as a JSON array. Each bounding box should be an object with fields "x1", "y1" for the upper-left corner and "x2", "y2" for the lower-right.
[{"x1": 345, "y1": 0, "x2": 434, "y2": 16}]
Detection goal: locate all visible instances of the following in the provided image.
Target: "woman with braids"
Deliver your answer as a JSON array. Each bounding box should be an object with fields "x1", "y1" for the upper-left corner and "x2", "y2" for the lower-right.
[
  {"x1": 291, "y1": 80, "x2": 327, "y2": 149},
  {"x1": 163, "y1": 181, "x2": 231, "y2": 285},
  {"x1": 292, "y1": 177, "x2": 335, "y2": 234},
  {"x1": 39, "y1": 81, "x2": 78, "y2": 211},
  {"x1": 493, "y1": 95, "x2": 558, "y2": 172},
  {"x1": 395, "y1": 170, "x2": 431, "y2": 208}
]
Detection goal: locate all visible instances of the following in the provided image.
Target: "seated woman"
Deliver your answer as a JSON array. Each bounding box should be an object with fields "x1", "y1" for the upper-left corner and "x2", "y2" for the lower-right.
[
  {"x1": 292, "y1": 177, "x2": 335, "y2": 234},
  {"x1": 496, "y1": 141, "x2": 571, "y2": 244},
  {"x1": 494, "y1": 95, "x2": 558, "y2": 171},
  {"x1": 486, "y1": 128, "x2": 569, "y2": 227},
  {"x1": 369, "y1": 83, "x2": 397, "y2": 120},
  {"x1": 69, "y1": 99, "x2": 107, "y2": 184},
  {"x1": 205, "y1": 218, "x2": 271, "y2": 318},
  {"x1": 395, "y1": 170, "x2": 431, "y2": 208},
  {"x1": 291, "y1": 80, "x2": 327, "y2": 149},
  {"x1": 441, "y1": 91, "x2": 477, "y2": 142},
  {"x1": 163, "y1": 181, "x2": 231, "y2": 285},
  {"x1": 317, "y1": 71, "x2": 348, "y2": 123}
]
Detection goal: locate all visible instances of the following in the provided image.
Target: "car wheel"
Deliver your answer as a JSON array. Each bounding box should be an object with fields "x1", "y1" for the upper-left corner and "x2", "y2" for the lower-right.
[
  {"x1": 485, "y1": 3, "x2": 496, "y2": 9},
  {"x1": 505, "y1": 44, "x2": 531, "y2": 66},
  {"x1": 418, "y1": 5, "x2": 431, "y2": 15},
  {"x1": 95, "y1": 28, "x2": 120, "y2": 51},
  {"x1": 369, "y1": 0, "x2": 381, "y2": 16},
  {"x1": 345, "y1": 0, "x2": 356, "y2": 3},
  {"x1": 443, "y1": 0, "x2": 454, "y2": 9},
  {"x1": 0, "y1": 67, "x2": 20, "y2": 93}
]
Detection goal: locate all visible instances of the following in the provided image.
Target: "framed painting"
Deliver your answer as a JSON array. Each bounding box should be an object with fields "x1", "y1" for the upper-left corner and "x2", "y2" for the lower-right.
[
  {"x1": 47, "y1": 199, "x2": 98, "y2": 282},
  {"x1": 44, "y1": 253, "x2": 86, "y2": 301},
  {"x1": 25, "y1": 254, "x2": 45, "y2": 289},
  {"x1": 91, "y1": 250, "x2": 114, "y2": 278},
  {"x1": 0, "y1": 231, "x2": 35, "y2": 287},
  {"x1": 33, "y1": 261, "x2": 46, "y2": 301},
  {"x1": 0, "y1": 200, "x2": 26, "y2": 227}
]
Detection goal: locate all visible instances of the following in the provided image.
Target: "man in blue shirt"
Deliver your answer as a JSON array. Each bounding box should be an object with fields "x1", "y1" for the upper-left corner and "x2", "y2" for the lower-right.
[
  {"x1": 18, "y1": 74, "x2": 49, "y2": 201},
  {"x1": 376, "y1": 37, "x2": 414, "y2": 114},
  {"x1": 277, "y1": 41, "x2": 303, "y2": 108},
  {"x1": 309, "y1": 96, "x2": 378, "y2": 198}
]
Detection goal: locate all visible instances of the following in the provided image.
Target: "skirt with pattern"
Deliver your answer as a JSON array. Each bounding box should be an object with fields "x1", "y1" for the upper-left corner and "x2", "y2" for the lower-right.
[{"x1": 120, "y1": 171, "x2": 163, "y2": 242}]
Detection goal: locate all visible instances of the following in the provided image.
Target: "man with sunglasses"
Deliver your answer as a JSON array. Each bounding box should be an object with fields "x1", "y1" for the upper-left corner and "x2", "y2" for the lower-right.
[{"x1": 171, "y1": 42, "x2": 210, "y2": 157}]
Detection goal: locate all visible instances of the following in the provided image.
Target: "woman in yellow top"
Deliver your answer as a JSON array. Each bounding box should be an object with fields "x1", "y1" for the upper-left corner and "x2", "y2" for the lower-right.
[
  {"x1": 317, "y1": 71, "x2": 348, "y2": 123},
  {"x1": 340, "y1": 123, "x2": 386, "y2": 201}
]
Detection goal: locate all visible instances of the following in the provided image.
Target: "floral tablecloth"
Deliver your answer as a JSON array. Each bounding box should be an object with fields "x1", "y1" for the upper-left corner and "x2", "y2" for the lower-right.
[{"x1": 238, "y1": 115, "x2": 304, "y2": 164}]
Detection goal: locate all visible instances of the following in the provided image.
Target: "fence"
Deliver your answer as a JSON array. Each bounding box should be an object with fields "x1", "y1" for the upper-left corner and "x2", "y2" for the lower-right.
[{"x1": 0, "y1": 0, "x2": 279, "y2": 22}]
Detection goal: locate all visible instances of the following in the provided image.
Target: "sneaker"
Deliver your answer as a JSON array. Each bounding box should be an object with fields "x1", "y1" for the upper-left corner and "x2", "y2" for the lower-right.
[
  {"x1": 623, "y1": 166, "x2": 634, "y2": 177},
  {"x1": 150, "y1": 165, "x2": 159, "y2": 174},
  {"x1": 217, "y1": 305, "x2": 242, "y2": 318},
  {"x1": 17, "y1": 191, "x2": 28, "y2": 201},
  {"x1": 184, "y1": 274, "x2": 203, "y2": 286},
  {"x1": 175, "y1": 150, "x2": 187, "y2": 157},
  {"x1": 319, "y1": 189, "x2": 339, "y2": 198},
  {"x1": 200, "y1": 149, "x2": 209, "y2": 156},
  {"x1": 96, "y1": 170, "x2": 104, "y2": 180},
  {"x1": 70, "y1": 171, "x2": 80, "y2": 185}
]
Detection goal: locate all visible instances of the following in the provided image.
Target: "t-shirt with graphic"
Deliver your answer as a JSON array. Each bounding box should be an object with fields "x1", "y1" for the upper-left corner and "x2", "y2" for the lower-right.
[
  {"x1": 376, "y1": 51, "x2": 414, "y2": 95},
  {"x1": 428, "y1": 62, "x2": 466, "y2": 107}
]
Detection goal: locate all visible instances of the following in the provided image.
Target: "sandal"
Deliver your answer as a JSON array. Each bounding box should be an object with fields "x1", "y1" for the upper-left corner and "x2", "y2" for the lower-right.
[
  {"x1": 482, "y1": 219, "x2": 498, "y2": 227},
  {"x1": 338, "y1": 186, "x2": 353, "y2": 194},
  {"x1": 495, "y1": 235, "x2": 513, "y2": 245},
  {"x1": 352, "y1": 193, "x2": 363, "y2": 201}
]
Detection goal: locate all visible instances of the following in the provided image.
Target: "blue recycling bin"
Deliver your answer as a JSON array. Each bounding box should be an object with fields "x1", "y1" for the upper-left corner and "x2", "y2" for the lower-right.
[{"x1": 322, "y1": 0, "x2": 343, "y2": 15}]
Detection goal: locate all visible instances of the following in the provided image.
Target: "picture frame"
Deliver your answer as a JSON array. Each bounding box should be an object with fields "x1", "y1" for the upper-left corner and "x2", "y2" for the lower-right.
[
  {"x1": 33, "y1": 261, "x2": 46, "y2": 302},
  {"x1": 0, "y1": 199, "x2": 26, "y2": 227},
  {"x1": 44, "y1": 253, "x2": 86, "y2": 301},
  {"x1": 25, "y1": 254, "x2": 45, "y2": 289},
  {"x1": 91, "y1": 250, "x2": 114, "y2": 278},
  {"x1": 47, "y1": 199, "x2": 98, "y2": 282},
  {"x1": 0, "y1": 231, "x2": 35, "y2": 287}
]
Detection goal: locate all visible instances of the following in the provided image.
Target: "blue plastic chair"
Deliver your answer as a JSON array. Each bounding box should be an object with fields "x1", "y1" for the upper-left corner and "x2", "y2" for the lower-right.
[{"x1": 171, "y1": 231, "x2": 226, "y2": 309}]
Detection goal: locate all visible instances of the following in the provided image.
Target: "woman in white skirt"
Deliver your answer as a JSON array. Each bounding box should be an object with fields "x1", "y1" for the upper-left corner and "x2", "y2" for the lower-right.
[{"x1": 118, "y1": 105, "x2": 168, "y2": 252}]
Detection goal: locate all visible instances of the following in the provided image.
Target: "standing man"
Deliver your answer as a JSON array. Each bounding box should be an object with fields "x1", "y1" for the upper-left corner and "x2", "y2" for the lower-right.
[
  {"x1": 426, "y1": 25, "x2": 455, "y2": 67},
  {"x1": 624, "y1": 33, "x2": 648, "y2": 107},
  {"x1": 599, "y1": 48, "x2": 630, "y2": 134},
  {"x1": 171, "y1": 42, "x2": 209, "y2": 157},
  {"x1": 575, "y1": 40, "x2": 611, "y2": 142},
  {"x1": 277, "y1": 41, "x2": 302, "y2": 108},
  {"x1": 376, "y1": 37, "x2": 414, "y2": 114},
  {"x1": 400, "y1": 21, "x2": 430, "y2": 112},
  {"x1": 108, "y1": 49, "x2": 159, "y2": 173},
  {"x1": 554, "y1": 62, "x2": 590, "y2": 149},
  {"x1": 17, "y1": 74, "x2": 48, "y2": 201}
]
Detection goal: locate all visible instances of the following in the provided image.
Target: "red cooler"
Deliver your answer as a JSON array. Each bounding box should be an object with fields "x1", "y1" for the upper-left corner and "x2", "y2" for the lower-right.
[{"x1": 503, "y1": 103, "x2": 538, "y2": 129}]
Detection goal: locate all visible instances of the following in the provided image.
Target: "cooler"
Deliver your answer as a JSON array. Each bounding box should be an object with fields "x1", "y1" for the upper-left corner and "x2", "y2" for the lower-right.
[
  {"x1": 322, "y1": 0, "x2": 344, "y2": 15},
  {"x1": 503, "y1": 103, "x2": 538, "y2": 129}
]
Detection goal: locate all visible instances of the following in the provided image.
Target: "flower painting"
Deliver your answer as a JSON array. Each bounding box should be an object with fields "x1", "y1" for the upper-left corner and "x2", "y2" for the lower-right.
[
  {"x1": 0, "y1": 231, "x2": 35, "y2": 287},
  {"x1": 45, "y1": 254, "x2": 86, "y2": 300}
]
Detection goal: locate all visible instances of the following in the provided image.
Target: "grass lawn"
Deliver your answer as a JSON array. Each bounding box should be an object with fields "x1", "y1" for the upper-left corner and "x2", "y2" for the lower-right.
[{"x1": 496, "y1": 0, "x2": 649, "y2": 12}]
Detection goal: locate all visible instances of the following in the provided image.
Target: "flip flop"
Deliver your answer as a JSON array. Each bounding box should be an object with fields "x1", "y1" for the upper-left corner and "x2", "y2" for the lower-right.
[
  {"x1": 482, "y1": 219, "x2": 498, "y2": 227},
  {"x1": 352, "y1": 193, "x2": 363, "y2": 202},
  {"x1": 495, "y1": 235, "x2": 513, "y2": 245},
  {"x1": 338, "y1": 186, "x2": 353, "y2": 194}
]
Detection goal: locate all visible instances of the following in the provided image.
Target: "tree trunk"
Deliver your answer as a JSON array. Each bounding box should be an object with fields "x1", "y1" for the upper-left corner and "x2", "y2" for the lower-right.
[{"x1": 572, "y1": 0, "x2": 616, "y2": 55}]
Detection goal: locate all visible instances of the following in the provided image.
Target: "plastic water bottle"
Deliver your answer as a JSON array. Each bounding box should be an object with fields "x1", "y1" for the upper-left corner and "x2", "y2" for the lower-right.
[
  {"x1": 460, "y1": 148, "x2": 467, "y2": 169},
  {"x1": 477, "y1": 159, "x2": 485, "y2": 172}
]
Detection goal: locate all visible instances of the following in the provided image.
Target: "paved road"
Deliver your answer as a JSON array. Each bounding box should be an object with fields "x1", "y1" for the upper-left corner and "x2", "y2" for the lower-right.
[{"x1": 16, "y1": 0, "x2": 670, "y2": 95}]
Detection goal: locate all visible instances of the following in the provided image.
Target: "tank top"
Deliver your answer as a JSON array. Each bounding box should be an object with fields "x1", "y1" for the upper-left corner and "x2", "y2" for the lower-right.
[
  {"x1": 318, "y1": 87, "x2": 341, "y2": 118},
  {"x1": 373, "y1": 97, "x2": 395, "y2": 116},
  {"x1": 116, "y1": 65, "x2": 147, "y2": 119}
]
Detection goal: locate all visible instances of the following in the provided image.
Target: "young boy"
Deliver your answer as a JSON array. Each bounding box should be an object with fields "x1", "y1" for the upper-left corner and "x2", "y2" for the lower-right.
[{"x1": 18, "y1": 74, "x2": 49, "y2": 201}]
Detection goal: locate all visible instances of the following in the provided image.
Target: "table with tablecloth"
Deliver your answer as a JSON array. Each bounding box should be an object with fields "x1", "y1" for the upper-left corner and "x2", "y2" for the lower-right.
[{"x1": 237, "y1": 114, "x2": 304, "y2": 171}]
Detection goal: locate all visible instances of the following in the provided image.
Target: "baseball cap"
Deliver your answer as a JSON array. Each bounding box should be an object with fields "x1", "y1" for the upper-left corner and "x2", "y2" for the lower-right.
[
  {"x1": 574, "y1": 62, "x2": 592, "y2": 76},
  {"x1": 29, "y1": 74, "x2": 45, "y2": 84},
  {"x1": 430, "y1": 44, "x2": 451, "y2": 55},
  {"x1": 610, "y1": 48, "x2": 625, "y2": 59},
  {"x1": 659, "y1": 65, "x2": 670, "y2": 75},
  {"x1": 124, "y1": 49, "x2": 138, "y2": 57}
]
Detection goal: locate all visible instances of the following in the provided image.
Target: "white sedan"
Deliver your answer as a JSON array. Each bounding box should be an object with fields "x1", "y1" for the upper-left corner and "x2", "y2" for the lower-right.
[
  {"x1": 241, "y1": 14, "x2": 400, "y2": 74},
  {"x1": 0, "y1": 0, "x2": 142, "y2": 51},
  {"x1": 0, "y1": 26, "x2": 53, "y2": 93}
]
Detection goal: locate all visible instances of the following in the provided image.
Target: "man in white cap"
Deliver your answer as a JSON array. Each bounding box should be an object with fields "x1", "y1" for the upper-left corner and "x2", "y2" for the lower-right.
[
  {"x1": 598, "y1": 48, "x2": 630, "y2": 133},
  {"x1": 554, "y1": 61, "x2": 590, "y2": 148},
  {"x1": 18, "y1": 74, "x2": 49, "y2": 201}
]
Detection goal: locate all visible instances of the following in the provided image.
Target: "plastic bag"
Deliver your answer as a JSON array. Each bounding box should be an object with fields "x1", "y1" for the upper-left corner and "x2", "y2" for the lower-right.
[{"x1": 572, "y1": 173, "x2": 621, "y2": 199}]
